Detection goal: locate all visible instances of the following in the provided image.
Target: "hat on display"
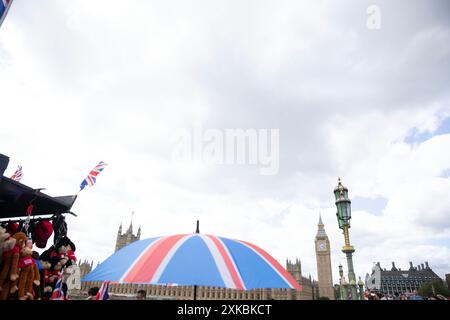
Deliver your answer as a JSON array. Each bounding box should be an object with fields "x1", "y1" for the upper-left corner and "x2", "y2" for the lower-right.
[
  {"x1": 6, "y1": 222, "x2": 19, "y2": 235},
  {"x1": 34, "y1": 220, "x2": 54, "y2": 249}
]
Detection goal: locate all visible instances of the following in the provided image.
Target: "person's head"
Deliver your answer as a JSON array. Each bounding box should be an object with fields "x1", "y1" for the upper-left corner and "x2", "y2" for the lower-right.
[
  {"x1": 88, "y1": 287, "x2": 99, "y2": 297},
  {"x1": 136, "y1": 290, "x2": 146, "y2": 300}
]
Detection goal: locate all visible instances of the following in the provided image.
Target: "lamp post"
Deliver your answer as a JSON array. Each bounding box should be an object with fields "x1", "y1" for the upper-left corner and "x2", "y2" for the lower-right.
[
  {"x1": 358, "y1": 277, "x2": 365, "y2": 300},
  {"x1": 338, "y1": 264, "x2": 347, "y2": 300},
  {"x1": 334, "y1": 178, "x2": 358, "y2": 300}
]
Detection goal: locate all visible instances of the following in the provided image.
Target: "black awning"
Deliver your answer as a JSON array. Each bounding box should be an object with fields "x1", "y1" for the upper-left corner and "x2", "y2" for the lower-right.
[{"x1": 0, "y1": 176, "x2": 77, "y2": 219}]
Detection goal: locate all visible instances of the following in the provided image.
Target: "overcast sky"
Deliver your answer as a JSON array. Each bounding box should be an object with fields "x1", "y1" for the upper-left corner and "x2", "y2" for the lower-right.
[{"x1": 1, "y1": 0, "x2": 450, "y2": 282}]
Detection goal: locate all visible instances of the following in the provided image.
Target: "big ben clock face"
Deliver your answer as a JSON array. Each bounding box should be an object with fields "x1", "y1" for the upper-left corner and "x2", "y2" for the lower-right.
[{"x1": 319, "y1": 242, "x2": 326, "y2": 251}]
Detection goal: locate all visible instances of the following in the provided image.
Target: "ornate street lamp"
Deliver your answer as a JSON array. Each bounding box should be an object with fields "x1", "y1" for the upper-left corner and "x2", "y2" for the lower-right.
[
  {"x1": 358, "y1": 277, "x2": 365, "y2": 300},
  {"x1": 334, "y1": 178, "x2": 358, "y2": 300},
  {"x1": 338, "y1": 264, "x2": 348, "y2": 300}
]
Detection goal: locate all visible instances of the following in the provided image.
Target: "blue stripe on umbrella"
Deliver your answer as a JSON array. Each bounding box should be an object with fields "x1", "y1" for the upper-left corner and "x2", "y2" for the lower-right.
[{"x1": 158, "y1": 236, "x2": 225, "y2": 287}]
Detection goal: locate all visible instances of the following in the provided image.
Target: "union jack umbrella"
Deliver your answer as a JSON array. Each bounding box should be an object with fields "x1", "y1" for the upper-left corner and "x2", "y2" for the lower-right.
[
  {"x1": 79, "y1": 161, "x2": 108, "y2": 191},
  {"x1": 10, "y1": 165, "x2": 22, "y2": 182},
  {"x1": 82, "y1": 234, "x2": 302, "y2": 291},
  {"x1": 0, "y1": 0, "x2": 14, "y2": 28}
]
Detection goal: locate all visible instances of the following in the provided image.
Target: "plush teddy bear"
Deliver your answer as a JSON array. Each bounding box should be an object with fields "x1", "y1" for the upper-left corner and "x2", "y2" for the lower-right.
[
  {"x1": 17, "y1": 240, "x2": 39, "y2": 300},
  {"x1": 0, "y1": 232, "x2": 26, "y2": 300},
  {"x1": 39, "y1": 259, "x2": 52, "y2": 300},
  {"x1": 0, "y1": 227, "x2": 10, "y2": 262},
  {"x1": 59, "y1": 236, "x2": 76, "y2": 265},
  {"x1": 48, "y1": 256, "x2": 64, "y2": 283},
  {"x1": 38, "y1": 236, "x2": 76, "y2": 299},
  {"x1": 0, "y1": 237, "x2": 17, "y2": 295}
]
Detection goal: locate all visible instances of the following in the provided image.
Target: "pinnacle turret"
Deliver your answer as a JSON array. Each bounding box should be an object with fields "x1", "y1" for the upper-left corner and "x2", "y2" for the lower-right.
[{"x1": 316, "y1": 214, "x2": 328, "y2": 239}]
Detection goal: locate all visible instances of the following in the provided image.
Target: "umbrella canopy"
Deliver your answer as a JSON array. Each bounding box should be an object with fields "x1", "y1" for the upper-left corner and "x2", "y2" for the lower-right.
[{"x1": 82, "y1": 234, "x2": 301, "y2": 290}]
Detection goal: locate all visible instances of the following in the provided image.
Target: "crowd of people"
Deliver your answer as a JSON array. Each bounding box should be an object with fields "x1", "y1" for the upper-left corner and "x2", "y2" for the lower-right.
[
  {"x1": 366, "y1": 290, "x2": 448, "y2": 300},
  {"x1": 85, "y1": 287, "x2": 147, "y2": 300}
]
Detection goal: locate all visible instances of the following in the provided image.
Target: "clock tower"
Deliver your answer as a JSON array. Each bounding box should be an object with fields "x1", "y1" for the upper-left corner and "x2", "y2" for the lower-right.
[{"x1": 315, "y1": 215, "x2": 334, "y2": 299}]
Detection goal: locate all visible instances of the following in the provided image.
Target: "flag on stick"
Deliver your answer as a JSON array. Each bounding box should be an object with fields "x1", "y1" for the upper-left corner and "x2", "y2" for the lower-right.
[
  {"x1": 10, "y1": 165, "x2": 22, "y2": 182},
  {"x1": 0, "y1": 0, "x2": 14, "y2": 28},
  {"x1": 95, "y1": 281, "x2": 110, "y2": 300},
  {"x1": 79, "y1": 161, "x2": 108, "y2": 191}
]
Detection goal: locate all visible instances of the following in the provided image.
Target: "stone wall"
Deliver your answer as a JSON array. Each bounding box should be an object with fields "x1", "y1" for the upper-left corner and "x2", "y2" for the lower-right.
[{"x1": 80, "y1": 281, "x2": 304, "y2": 300}]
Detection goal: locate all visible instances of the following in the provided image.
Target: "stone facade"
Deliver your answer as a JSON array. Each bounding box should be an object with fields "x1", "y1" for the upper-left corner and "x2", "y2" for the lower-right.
[
  {"x1": 286, "y1": 258, "x2": 319, "y2": 300},
  {"x1": 365, "y1": 261, "x2": 442, "y2": 294},
  {"x1": 80, "y1": 281, "x2": 303, "y2": 300},
  {"x1": 115, "y1": 221, "x2": 140, "y2": 252},
  {"x1": 315, "y1": 216, "x2": 334, "y2": 299},
  {"x1": 78, "y1": 259, "x2": 94, "y2": 279}
]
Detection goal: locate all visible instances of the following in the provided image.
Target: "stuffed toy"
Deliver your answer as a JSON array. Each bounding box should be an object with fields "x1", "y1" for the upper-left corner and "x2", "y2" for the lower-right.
[
  {"x1": 41, "y1": 260, "x2": 63, "y2": 300},
  {"x1": 0, "y1": 227, "x2": 9, "y2": 254},
  {"x1": 61, "y1": 237, "x2": 76, "y2": 267},
  {"x1": 46, "y1": 256, "x2": 64, "y2": 290},
  {"x1": 5, "y1": 223, "x2": 19, "y2": 236},
  {"x1": 39, "y1": 259, "x2": 52, "y2": 300},
  {"x1": 38, "y1": 236, "x2": 77, "y2": 300},
  {"x1": 17, "y1": 240, "x2": 39, "y2": 300},
  {"x1": 67, "y1": 250, "x2": 77, "y2": 266},
  {"x1": 0, "y1": 232, "x2": 26, "y2": 300},
  {"x1": 47, "y1": 237, "x2": 73, "y2": 271},
  {"x1": 32, "y1": 251, "x2": 43, "y2": 300},
  {"x1": 0, "y1": 227, "x2": 16, "y2": 265},
  {"x1": 0, "y1": 234, "x2": 17, "y2": 290}
]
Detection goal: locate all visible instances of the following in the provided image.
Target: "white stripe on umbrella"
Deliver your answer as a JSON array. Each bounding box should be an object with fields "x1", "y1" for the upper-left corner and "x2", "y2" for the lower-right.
[
  {"x1": 150, "y1": 235, "x2": 195, "y2": 283},
  {"x1": 197, "y1": 234, "x2": 236, "y2": 289},
  {"x1": 236, "y1": 240, "x2": 294, "y2": 289},
  {"x1": 214, "y1": 236, "x2": 246, "y2": 290},
  {"x1": 119, "y1": 237, "x2": 166, "y2": 283}
]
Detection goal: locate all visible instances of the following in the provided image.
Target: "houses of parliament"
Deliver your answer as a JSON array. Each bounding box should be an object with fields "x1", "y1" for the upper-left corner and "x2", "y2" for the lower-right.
[{"x1": 80, "y1": 217, "x2": 335, "y2": 300}]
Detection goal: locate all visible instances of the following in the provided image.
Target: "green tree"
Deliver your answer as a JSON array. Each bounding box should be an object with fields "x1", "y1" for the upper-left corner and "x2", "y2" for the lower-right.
[{"x1": 418, "y1": 280, "x2": 450, "y2": 298}]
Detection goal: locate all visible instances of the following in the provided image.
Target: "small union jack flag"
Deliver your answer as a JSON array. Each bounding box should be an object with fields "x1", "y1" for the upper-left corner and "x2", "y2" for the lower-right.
[
  {"x1": 50, "y1": 278, "x2": 65, "y2": 300},
  {"x1": 80, "y1": 161, "x2": 108, "y2": 191},
  {"x1": 0, "y1": 0, "x2": 14, "y2": 28},
  {"x1": 10, "y1": 165, "x2": 22, "y2": 182},
  {"x1": 95, "y1": 281, "x2": 110, "y2": 300}
]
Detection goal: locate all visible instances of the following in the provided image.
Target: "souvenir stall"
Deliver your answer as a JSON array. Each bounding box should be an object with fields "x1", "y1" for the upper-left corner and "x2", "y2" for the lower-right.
[{"x1": 0, "y1": 153, "x2": 78, "y2": 300}]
